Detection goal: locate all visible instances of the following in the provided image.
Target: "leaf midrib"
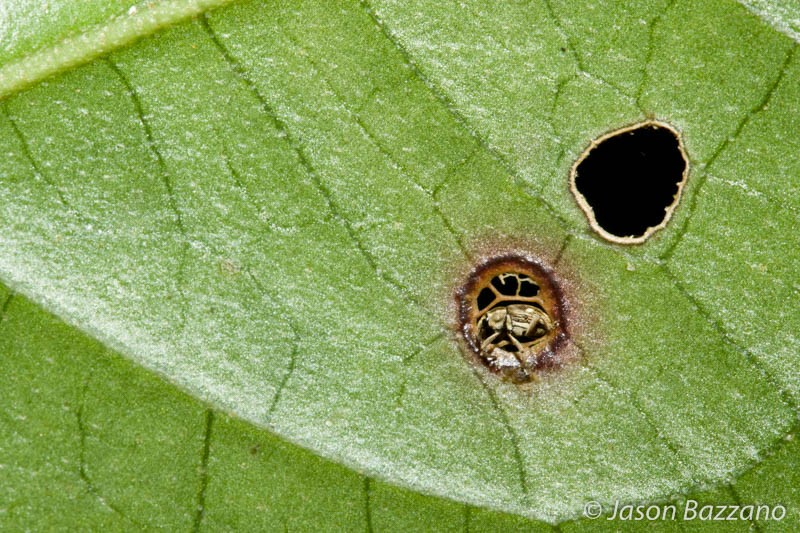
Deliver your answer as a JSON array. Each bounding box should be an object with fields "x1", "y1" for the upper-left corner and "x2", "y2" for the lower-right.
[{"x1": 0, "y1": 0, "x2": 239, "y2": 100}]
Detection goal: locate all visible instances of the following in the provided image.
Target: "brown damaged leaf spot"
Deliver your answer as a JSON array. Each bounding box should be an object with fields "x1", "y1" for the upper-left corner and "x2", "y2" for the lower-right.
[
  {"x1": 570, "y1": 120, "x2": 689, "y2": 245},
  {"x1": 455, "y1": 252, "x2": 573, "y2": 383}
]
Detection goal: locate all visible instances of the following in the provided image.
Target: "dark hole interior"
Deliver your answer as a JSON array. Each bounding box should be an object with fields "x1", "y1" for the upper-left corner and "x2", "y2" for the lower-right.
[
  {"x1": 477, "y1": 287, "x2": 495, "y2": 310},
  {"x1": 491, "y1": 275, "x2": 518, "y2": 296},
  {"x1": 518, "y1": 278, "x2": 538, "y2": 297},
  {"x1": 574, "y1": 124, "x2": 686, "y2": 238}
]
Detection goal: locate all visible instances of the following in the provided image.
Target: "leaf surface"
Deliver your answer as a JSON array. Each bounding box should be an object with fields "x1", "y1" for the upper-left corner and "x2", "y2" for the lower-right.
[
  {"x1": 737, "y1": 0, "x2": 800, "y2": 42},
  {"x1": 1, "y1": 0, "x2": 798, "y2": 527}
]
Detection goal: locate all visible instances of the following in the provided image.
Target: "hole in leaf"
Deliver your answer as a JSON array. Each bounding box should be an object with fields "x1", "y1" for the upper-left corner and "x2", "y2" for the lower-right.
[
  {"x1": 477, "y1": 287, "x2": 496, "y2": 311},
  {"x1": 456, "y1": 254, "x2": 569, "y2": 383},
  {"x1": 570, "y1": 121, "x2": 688, "y2": 244}
]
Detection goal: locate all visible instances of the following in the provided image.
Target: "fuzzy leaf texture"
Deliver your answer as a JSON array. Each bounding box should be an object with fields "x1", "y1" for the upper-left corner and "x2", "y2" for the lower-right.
[{"x1": 0, "y1": 0, "x2": 798, "y2": 530}]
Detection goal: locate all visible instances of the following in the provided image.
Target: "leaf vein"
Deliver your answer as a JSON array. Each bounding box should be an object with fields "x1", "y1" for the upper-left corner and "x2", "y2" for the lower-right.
[
  {"x1": 266, "y1": 324, "x2": 299, "y2": 422},
  {"x1": 364, "y1": 477, "x2": 375, "y2": 533},
  {"x1": 590, "y1": 364, "x2": 688, "y2": 462},
  {"x1": 2, "y1": 102, "x2": 71, "y2": 209},
  {"x1": 200, "y1": 16, "x2": 420, "y2": 304},
  {"x1": 731, "y1": 420, "x2": 800, "y2": 490},
  {"x1": 75, "y1": 374, "x2": 144, "y2": 527},
  {"x1": 360, "y1": 0, "x2": 572, "y2": 233},
  {"x1": 635, "y1": 0, "x2": 679, "y2": 109},
  {"x1": 105, "y1": 57, "x2": 191, "y2": 333},
  {"x1": 660, "y1": 264, "x2": 798, "y2": 412},
  {"x1": 469, "y1": 369, "x2": 529, "y2": 497},
  {"x1": 727, "y1": 483, "x2": 763, "y2": 532},
  {"x1": 661, "y1": 42, "x2": 798, "y2": 261},
  {"x1": 542, "y1": 0, "x2": 639, "y2": 109},
  {"x1": 0, "y1": 292, "x2": 13, "y2": 322},
  {"x1": 281, "y1": 30, "x2": 474, "y2": 264},
  {"x1": 191, "y1": 409, "x2": 214, "y2": 533},
  {"x1": 394, "y1": 333, "x2": 446, "y2": 409}
]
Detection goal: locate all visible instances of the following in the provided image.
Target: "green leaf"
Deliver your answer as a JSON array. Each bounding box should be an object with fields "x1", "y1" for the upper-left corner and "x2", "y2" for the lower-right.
[
  {"x1": 736, "y1": 0, "x2": 800, "y2": 42},
  {"x1": 1, "y1": 0, "x2": 798, "y2": 529},
  {"x1": 0, "y1": 0, "x2": 238, "y2": 98}
]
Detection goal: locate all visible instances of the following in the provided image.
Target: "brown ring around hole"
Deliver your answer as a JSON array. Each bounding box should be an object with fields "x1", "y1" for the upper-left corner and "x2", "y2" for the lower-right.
[{"x1": 455, "y1": 253, "x2": 570, "y2": 383}]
